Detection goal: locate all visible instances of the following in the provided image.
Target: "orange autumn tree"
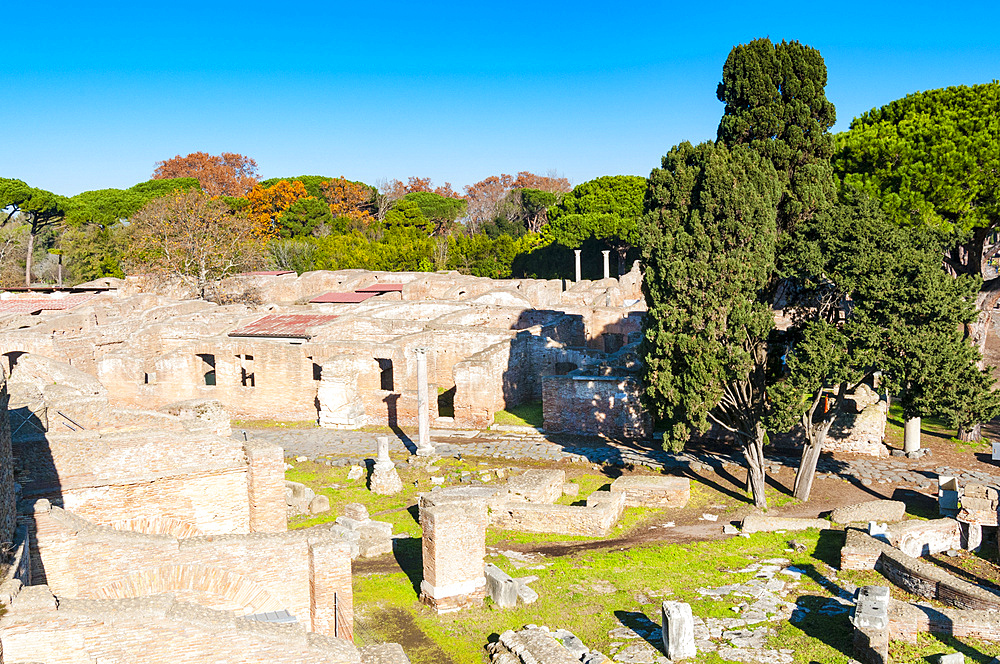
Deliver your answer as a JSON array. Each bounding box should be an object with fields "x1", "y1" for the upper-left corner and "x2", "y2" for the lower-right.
[
  {"x1": 320, "y1": 177, "x2": 374, "y2": 224},
  {"x1": 152, "y1": 152, "x2": 259, "y2": 197},
  {"x1": 246, "y1": 179, "x2": 309, "y2": 232}
]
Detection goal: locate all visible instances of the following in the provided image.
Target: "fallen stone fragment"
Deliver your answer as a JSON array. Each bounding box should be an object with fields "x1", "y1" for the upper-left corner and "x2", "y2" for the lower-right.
[
  {"x1": 741, "y1": 514, "x2": 831, "y2": 534},
  {"x1": 830, "y1": 500, "x2": 906, "y2": 525}
]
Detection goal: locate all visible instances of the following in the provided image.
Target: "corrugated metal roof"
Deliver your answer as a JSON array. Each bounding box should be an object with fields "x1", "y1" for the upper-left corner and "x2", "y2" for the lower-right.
[
  {"x1": 356, "y1": 283, "x2": 404, "y2": 292},
  {"x1": 309, "y1": 291, "x2": 378, "y2": 303},
  {"x1": 228, "y1": 314, "x2": 339, "y2": 339},
  {"x1": 0, "y1": 294, "x2": 97, "y2": 314}
]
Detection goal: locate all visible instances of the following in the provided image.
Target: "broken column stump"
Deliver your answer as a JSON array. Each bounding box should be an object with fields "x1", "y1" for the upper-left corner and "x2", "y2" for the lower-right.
[
  {"x1": 370, "y1": 436, "x2": 402, "y2": 495},
  {"x1": 661, "y1": 600, "x2": 696, "y2": 661}
]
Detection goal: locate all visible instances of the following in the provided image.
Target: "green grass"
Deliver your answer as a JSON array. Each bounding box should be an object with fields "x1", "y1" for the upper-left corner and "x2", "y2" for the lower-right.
[
  {"x1": 493, "y1": 401, "x2": 544, "y2": 428},
  {"x1": 354, "y1": 529, "x2": 858, "y2": 664},
  {"x1": 232, "y1": 418, "x2": 318, "y2": 429}
]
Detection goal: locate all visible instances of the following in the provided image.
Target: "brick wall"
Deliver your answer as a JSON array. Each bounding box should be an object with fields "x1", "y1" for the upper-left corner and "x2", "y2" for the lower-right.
[
  {"x1": 889, "y1": 598, "x2": 1000, "y2": 644},
  {"x1": 542, "y1": 372, "x2": 651, "y2": 439},
  {"x1": 0, "y1": 591, "x2": 362, "y2": 664},
  {"x1": 20, "y1": 501, "x2": 352, "y2": 638}
]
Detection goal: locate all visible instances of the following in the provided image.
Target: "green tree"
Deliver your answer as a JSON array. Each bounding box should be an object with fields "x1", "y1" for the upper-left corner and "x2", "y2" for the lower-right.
[
  {"x1": 641, "y1": 141, "x2": 781, "y2": 509},
  {"x1": 403, "y1": 191, "x2": 467, "y2": 235},
  {"x1": 771, "y1": 190, "x2": 997, "y2": 499},
  {"x1": 544, "y1": 176, "x2": 646, "y2": 275},
  {"x1": 834, "y1": 82, "x2": 1000, "y2": 438},
  {"x1": 717, "y1": 37, "x2": 837, "y2": 231},
  {"x1": 0, "y1": 179, "x2": 69, "y2": 285},
  {"x1": 278, "y1": 196, "x2": 335, "y2": 237}
]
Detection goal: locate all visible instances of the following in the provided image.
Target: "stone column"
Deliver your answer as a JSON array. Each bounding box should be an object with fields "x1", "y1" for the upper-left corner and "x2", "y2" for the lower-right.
[
  {"x1": 370, "y1": 436, "x2": 403, "y2": 495},
  {"x1": 661, "y1": 601, "x2": 696, "y2": 660},
  {"x1": 903, "y1": 416, "x2": 921, "y2": 453},
  {"x1": 574, "y1": 249, "x2": 582, "y2": 282},
  {"x1": 602, "y1": 250, "x2": 610, "y2": 279},
  {"x1": 414, "y1": 348, "x2": 434, "y2": 456}
]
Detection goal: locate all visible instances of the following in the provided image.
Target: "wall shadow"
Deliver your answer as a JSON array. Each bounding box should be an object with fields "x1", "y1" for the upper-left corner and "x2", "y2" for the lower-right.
[
  {"x1": 612, "y1": 610, "x2": 664, "y2": 654},
  {"x1": 383, "y1": 394, "x2": 415, "y2": 453}
]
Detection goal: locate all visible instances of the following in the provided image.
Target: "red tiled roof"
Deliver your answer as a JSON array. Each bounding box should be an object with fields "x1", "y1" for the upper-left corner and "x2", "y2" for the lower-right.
[
  {"x1": 356, "y1": 283, "x2": 404, "y2": 293},
  {"x1": 0, "y1": 294, "x2": 97, "y2": 314},
  {"x1": 309, "y1": 291, "x2": 378, "y2": 303},
  {"x1": 228, "y1": 314, "x2": 339, "y2": 339}
]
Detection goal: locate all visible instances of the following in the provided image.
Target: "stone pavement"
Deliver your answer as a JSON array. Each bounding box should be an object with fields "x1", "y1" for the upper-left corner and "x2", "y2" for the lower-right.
[{"x1": 235, "y1": 427, "x2": 1000, "y2": 493}]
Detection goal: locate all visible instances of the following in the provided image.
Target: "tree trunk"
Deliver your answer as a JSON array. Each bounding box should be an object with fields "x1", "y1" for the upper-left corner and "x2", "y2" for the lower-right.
[
  {"x1": 24, "y1": 232, "x2": 34, "y2": 286},
  {"x1": 743, "y1": 424, "x2": 768, "y2": 510},
  {"x1": 958, "y1": 421, "x2": 982, "y2": 442},
  {"x1": 793, "y1": 424, "x2": 829, "y2": 502}
]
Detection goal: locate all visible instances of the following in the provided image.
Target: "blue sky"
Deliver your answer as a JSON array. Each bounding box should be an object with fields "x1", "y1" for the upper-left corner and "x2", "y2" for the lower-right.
[{"x1": 4, "y1": 1, "x2": 998, "y2": 196}]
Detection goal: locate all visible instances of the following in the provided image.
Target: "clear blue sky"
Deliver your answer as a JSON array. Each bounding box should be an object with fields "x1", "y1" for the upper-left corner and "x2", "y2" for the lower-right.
[{"x1": 4, "y1": 1, "x2": 998, "y2": 197}]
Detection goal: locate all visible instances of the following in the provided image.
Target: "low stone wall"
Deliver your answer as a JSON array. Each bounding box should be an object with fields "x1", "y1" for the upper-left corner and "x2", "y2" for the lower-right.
[
  {"x1": 889, "y1": 599, "x2": 1000, "y2": 644},
  {"x1": 610, "y1": 475, "x2": 689, "y2": 508},
  {"x1": 489, "y1": 490, "x2": 626, "y2": 537},
  {"x1": 503, "y1": 469, "x2": 564, "y2": 504},
  {"x1": 20, "y1": 500, "x2": 353, "y2": 637},
  {"x1": 0, "y1": 587, "x2": 362, "y2": 664},
  {"x1": 841, "y1": 528, "x2": 1000, "y2": 612}
]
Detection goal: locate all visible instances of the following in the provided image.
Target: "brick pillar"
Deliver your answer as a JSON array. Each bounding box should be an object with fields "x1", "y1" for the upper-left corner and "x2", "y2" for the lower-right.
[
  {"x1": 0, "y1": 376, "x2": 15, "y2": 545},
  {"x1": 245, "y1": 440, "x2": 286, "y2": 532},
  {"x1": 309, "y1": 538, "x2": 354, "y2": 640},
  {"x1": 419, "y1": 488, "x2": 489, "y2": 613}
]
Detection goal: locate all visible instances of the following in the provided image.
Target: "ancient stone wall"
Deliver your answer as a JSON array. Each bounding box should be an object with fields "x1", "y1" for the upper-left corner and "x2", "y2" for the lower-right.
[
  {"x1": 0, "y1": 590, "x2": 362, "y2": 664},
  {"x1": 542, "y1": 372, "x2": 650, "y2": 439},
  {"x1": 889, "y1": 598, "x2": 1000, "y2": 644},
  {"x1": 488, "y1": 490, "x2": 626, "y2": 537},
  {"x1": 15, "y1": 430, "x2": 274, "y2": 536},
  {"x1": 20, "y1": 500, "x2": 351, "y2": 635}
]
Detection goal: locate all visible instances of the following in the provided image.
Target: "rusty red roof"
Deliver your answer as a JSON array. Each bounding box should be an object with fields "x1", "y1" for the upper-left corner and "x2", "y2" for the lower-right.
[
  {"x1": 0, "y1": 294, "x2": 97, "y2": 314},
  {"x1": 228, "y1": 314, "x2": 339, "y2": 339},
  {"x1": 356, "y1": 283, "x2": 404, "y2": 292},
  {"x1": 309, "y1": 291, "x2": 378, "y2": 303}
]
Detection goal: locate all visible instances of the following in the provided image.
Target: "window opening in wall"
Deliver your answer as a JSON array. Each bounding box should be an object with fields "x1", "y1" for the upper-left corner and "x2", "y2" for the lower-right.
[
  {"x1": 143, "y1": 372, "x2": 154, "y2": 385},
  {"x1": 197, "y1": 354, "x2": 216, "y2": 386},
  {"x1": 376, "y1": 358, "x2": 393, "y2": 391},
  {"x1": 308, "y1": 356, "x2": 322, "y2": 381},
  {"x1": 238, "y1": 354, "x2": 255, "y2": 387},
  {"x1": 437, "y1": 386, "x2": 456, "y2": 418}
]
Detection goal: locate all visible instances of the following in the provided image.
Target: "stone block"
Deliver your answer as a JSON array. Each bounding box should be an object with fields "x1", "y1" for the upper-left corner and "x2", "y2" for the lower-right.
[
  {"x1": 505, "y1": 469, "x2": 565, "y2": 504},
  {"x1": 343, "y1": 503, "x2": 370, "y2": 521},
  {"x1": 516, "y1": 579, "x2": 539, "y2": 605},
  {"x1": 853, "y1": 586, "x2": 889, "y2": 664},
  {"x1": 360, "y1": 643, "x2": 411, "y2": 664},
  {"x1": 937, "y1": 654, "x2": 965, "y2": 664},
  {"x1": 309, "y1": 494, "x2": 331, "y2": 514},
  {"x1": 741, "y1": 514, "x2": 831, "y2": 534},
  {"x1": 831, "y1": 500, "x2": 907, "y2": 525},
  {"x1": 661, "y1": 600, "x2": 696, "y2": 660},
  {"x1": 993, "y1": 442, "x2": 1000, "y2": 462},
  {"x1": 562, "y1": 482, "x2": 579, "y2": 498},
  {"x1": 889, "y1": 518, "x2": 961, "y2": 557},
  {"x1": 610, "y1": 475, "x2": 690, "y2": 508},
  {"x1": 485, "y1": 563, "x2": 518, "y2": 609}
]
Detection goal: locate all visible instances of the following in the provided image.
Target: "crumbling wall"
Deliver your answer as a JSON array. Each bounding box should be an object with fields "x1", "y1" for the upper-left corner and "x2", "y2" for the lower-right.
[
  {"x1": 21, "y1": 500, "x2": 351, "y2": 636},
  {"x1": 0, "y1": 589, "x2": 362, "y2": 664},
  {"x1": 489, "y1": 491, "x2": 626, "y2": 537}
]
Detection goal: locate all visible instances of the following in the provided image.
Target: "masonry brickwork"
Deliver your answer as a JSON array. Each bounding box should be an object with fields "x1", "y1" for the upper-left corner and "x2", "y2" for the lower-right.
[
  {"x1": 0, "y1": 375, "x2": 14, "y2": 546},
  {"x1": 418, "y1": 487, "x2": 492, "y2": 613}
]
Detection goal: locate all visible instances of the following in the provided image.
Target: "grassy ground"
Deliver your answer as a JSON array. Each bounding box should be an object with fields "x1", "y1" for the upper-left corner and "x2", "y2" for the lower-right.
[
  {"x1": 286, "y1": 451, "x2": 1000, "y2": 663},
  {"x1": 493, "y1": 402, "x2": 544, "y2": 428},
  {"x1": 232, "y1": 418, "x2": 319, "y2": 429}
]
